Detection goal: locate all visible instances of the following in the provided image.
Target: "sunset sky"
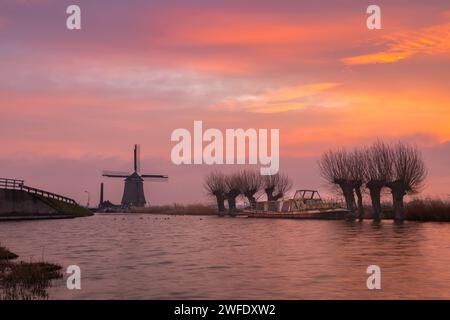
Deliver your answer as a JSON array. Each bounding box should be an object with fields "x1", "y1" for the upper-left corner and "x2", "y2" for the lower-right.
[{"x1": 1, "y1": 0, "x2": 450, "y2": 205}]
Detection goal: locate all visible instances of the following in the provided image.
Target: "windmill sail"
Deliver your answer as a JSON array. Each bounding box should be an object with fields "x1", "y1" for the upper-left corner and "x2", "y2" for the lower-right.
[
  {"x1": 102, "y1": 170, "x2": 131, "y2": 178},
  {"x1": 141, "y1": 174, "x2": 169, "y2": 180},
  {"x1": 134, "y1": 144, "x2": 140, "y2": 173}
]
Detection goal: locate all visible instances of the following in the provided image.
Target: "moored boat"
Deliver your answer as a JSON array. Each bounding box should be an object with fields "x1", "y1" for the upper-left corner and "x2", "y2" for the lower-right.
[{"x1": 242, "y1": 189, "x2": 351, "y2": 220}]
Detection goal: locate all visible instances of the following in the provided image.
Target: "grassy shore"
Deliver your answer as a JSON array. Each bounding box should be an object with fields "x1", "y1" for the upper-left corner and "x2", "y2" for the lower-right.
[
  {"x1": 131, "y1": 203, "x2": 216, "y2": 215},
  {"x1": 362, "y1": 198, "x2": 450, "y2": 222},
  {"x1": 405, "y1": 199, "x2": 450, "y2": 222},
  {"x1": 0, "y1": 244, "x2": 62, "y2": 300},
  {"x1": 37, "y1": 195, "x2": 93, "y2": 217}
]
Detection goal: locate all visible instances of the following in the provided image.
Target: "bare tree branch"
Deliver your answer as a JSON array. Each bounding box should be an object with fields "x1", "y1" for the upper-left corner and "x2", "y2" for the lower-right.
[
  {"x1": 318, "y1": 148, "x2": 356, "y2": 212},
  {"x1": 263, "y1": 173, "x2": 292, "y2": 201},
  {"x1": 387, "y1": 142, "x2": 427, "y2": 222},
  {"x1": 237, "y1": 170, "x2": 262, "y2": 209}
]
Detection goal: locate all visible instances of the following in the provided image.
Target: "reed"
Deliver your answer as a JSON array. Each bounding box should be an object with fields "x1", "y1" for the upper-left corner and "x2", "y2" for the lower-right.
[
  {"x1": 405, "y1": 198, "x2": 450, "y2": 222},
  {"x1": 132, "y1": 203, "x2": 216, "y2": 215},
  {"x1": 0, "y1": 245, "x2": 62, "y2": 300}
]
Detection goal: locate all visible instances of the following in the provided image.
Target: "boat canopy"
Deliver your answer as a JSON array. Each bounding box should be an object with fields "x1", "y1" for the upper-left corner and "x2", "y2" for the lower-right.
[{"x1": 293, "y1": 190, "x2": 322, "y2": 201}]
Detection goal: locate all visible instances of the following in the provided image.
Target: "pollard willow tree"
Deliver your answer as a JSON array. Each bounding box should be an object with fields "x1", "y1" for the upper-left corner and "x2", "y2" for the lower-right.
[
  {"x1": 319, "y1": 141, "x2": 427, "y2": 222},
  {"x1": 224, "y1": 173, "x2": 241, "y2": 213},
  {"x1": 262, "y1": 173, "x2": 292, "y2": 201},
  {"x1": 364, "y1": 141, "x2": 392, "y2": 222},
  {"x1": 237, "y1": 170, "x2": 262, "y2": 209},
  {"x1": 203, "y1": 171, "x2": 227, "y2": 214},
  {"x1": 386, "y1": 142, "x2": 427, "y2": 222},
  {"x1": 318, "y1": 149, "x2": 356, "y2": 211}
]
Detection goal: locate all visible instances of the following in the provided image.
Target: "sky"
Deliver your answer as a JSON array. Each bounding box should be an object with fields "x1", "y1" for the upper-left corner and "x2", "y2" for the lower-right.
[{"x1": 1, "y1": 0, "x2": 450, "y2": 205}]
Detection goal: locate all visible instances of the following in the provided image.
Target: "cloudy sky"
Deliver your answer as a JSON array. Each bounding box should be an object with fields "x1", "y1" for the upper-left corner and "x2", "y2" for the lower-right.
[{"x1": 1, "y1": 0, "x2": 449, "y2": 205}]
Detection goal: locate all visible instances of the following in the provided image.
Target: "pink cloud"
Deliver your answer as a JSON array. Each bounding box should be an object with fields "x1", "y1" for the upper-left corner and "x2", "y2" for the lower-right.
[
  {"x1": 12, "y1": 0, "x2": 50, "y2": 4},
  {"x1": 1, "y1": 1, "x2": 450, "y2": 204},
  {"x1": 213, "y1": 82, "x2": 341, "y2": 113},
  {"x1": 0, "y1": 16, "x2": 9, "y2": 28}
]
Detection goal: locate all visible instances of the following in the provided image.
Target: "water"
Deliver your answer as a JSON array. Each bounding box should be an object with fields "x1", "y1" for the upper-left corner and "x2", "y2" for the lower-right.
[{"x1": 1, "y1": 214, "x2": 449, "y2": 299}]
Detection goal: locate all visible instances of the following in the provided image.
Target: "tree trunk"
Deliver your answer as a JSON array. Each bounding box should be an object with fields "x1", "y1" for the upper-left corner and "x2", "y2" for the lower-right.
[
  {"x1": 368, "y1": 185, "x2": 382, "y2": 222},
  {"x1": 392, "y1": 189, "x2": 406, "y2": 223},
  {"x1": 265, "y1": 187, "x2": 275, "y2": 201},
  {"x1": 340, "y1": 185, "x2": 356, "y2": 212},
  {"x1": 354, "y1": 186, "x2": 365, "y2": 221},
  {"x1": 227, "y1": 195, "x2": 237, "y2": 212},
  {"x1": 215, "y1": 195, "x2": 226, "y2": 214},
  {"x1": 245, "y1": 194, "x2": 257, "y2": 209}
]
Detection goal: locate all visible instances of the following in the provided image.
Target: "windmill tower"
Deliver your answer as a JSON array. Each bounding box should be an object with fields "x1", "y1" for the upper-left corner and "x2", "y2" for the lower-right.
[{"x1": 102, "y1": 145, "x2": 168, "y2": 207}]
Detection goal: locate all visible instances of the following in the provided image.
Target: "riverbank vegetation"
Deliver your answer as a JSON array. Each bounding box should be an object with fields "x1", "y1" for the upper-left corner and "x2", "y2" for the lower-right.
[
  {"x1": 132, "y1": 203, "x2": 216, "y2": 215},
  {"x1": 405, "y1": 199, "x2": 450, "y2": 222},
  {"x1": 0, "y1": 245, "x2": 62, "y2": 300},
  {"x1": 201, "y1": 140, "x2": 448, "y2": 223},
  {"x1": 37, "y1": 195, "x2": 93, "y2": 217}
]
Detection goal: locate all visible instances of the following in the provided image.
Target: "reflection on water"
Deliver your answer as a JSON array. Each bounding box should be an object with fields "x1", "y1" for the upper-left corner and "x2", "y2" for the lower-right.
[{"x1": 0, "y1": 214, "x2": 449, "y2": 299}]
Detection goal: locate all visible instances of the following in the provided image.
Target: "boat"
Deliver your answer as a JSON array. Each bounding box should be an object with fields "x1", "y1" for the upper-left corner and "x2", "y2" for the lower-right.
[{"x1": 242, "y1": 189, "x2": 351, "y2": 220}]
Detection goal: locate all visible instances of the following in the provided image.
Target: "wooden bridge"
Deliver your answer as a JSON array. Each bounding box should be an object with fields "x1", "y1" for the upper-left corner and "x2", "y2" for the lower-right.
[{"x1": 0, "y1": 178, "x2": 76, "y2": 205}]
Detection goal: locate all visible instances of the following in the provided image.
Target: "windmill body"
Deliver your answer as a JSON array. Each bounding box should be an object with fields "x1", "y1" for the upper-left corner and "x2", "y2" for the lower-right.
[
  {"x1": 102, "y1": 145, "x2": 168, "y2": 208},
  {"x1": 122, "y1": 172, "x2": 146, "y2": 207}
]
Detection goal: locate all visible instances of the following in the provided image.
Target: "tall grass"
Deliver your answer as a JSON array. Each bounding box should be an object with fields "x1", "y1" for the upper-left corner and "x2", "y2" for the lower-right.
[
  {"x1": 132, "y1": 203, "x2": 216, "y2": 215},
  {"x1": 405, "y1": 198, "x2": 450, "y2": 222},
  {"x1": 0, "y1": 245, "x2": 62, "y2": 300}
]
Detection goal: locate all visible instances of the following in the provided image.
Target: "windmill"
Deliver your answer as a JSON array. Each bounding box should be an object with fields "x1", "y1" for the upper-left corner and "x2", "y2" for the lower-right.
[{"x1": 102, "y1": 145, "x2": 168, "y2": 207}]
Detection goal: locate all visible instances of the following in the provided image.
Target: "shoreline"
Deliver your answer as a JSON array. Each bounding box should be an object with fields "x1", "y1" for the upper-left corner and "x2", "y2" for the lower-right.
[{"x1": 0, "y1": 214, "x2": 76, "y2": 222}]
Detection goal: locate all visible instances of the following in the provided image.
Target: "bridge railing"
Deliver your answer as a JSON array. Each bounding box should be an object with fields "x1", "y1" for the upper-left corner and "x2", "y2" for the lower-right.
[{"x1": 0, "y1": 177, "x2": 76, "y2": 205}]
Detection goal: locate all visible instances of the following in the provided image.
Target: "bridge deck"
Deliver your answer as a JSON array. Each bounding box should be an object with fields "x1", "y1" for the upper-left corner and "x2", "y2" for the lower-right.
[{"x1": 0, "y1": 178, "x2": 76, "y2": 205}]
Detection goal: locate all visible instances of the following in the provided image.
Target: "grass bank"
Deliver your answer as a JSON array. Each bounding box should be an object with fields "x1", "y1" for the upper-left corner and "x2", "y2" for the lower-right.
[
  {"x1": 37, "y1": 195, "x2": 93, "y2": 217},
  {"x1": 0, "y1": 244, "x2": 62, "y2": 300}
]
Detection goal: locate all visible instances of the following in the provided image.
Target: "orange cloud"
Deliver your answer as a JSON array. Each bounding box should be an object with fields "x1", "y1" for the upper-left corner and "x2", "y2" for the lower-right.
[
  {"x1": 214, "y1": 82, "x2": 340, "y2": 113},
  {"x1": 342, "y1": 22, "x2": 450, "y2": 65},
  {"x1": 280, "y1": 87, "x2": 450, "y2": 158}
]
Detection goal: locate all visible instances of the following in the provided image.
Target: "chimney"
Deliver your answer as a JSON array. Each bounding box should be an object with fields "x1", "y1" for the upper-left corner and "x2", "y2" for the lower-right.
[{"x1": 99, "y1": 182, "x2": 104, "y2": 207}]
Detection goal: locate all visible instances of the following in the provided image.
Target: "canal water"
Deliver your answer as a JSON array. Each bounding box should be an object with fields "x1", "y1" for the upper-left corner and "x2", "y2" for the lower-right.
[{"x1": 1, "y1": 214, "x2": 449, "y2": 299}]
